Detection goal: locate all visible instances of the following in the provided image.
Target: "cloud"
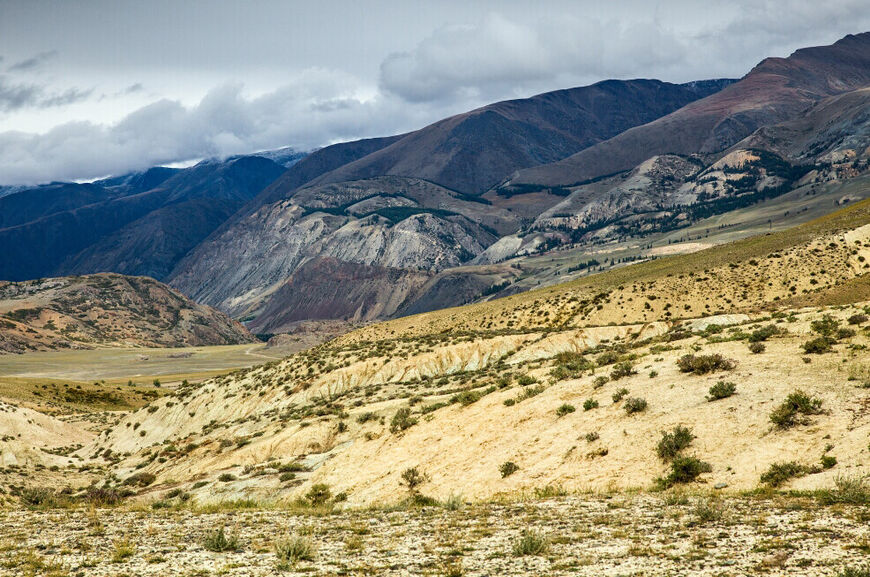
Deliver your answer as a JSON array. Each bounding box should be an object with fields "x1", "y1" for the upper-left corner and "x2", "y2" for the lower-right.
[
  {"x1": 0, "y1": 70, "x2": 432, "y2": 185},
  {"x1": 379, "y1": 5, "x2": 870, "y2": 104},
  {"x1": 0, "y1": 76, "x2": 43, "y2": 111},
  {"x1": 0, "y1": 75, "x2": 92, "y2": 112},
  {"x1": 7, "y1": 50, "x2": 58, "y2": 72}
]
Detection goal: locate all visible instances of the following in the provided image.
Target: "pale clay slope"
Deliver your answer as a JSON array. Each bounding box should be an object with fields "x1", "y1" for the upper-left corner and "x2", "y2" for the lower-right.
[
  {"x1": 86, "y1": 305, "x2": 870, "y2": 507},
  {"x1": 0, "y1": 401, "x2": 94, "y2": 468}
]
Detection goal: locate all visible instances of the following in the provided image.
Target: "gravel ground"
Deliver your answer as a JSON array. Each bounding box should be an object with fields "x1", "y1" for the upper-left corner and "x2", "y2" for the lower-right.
[{"x1": 1, "y1": 493, "x2": 868, "y2": 576}]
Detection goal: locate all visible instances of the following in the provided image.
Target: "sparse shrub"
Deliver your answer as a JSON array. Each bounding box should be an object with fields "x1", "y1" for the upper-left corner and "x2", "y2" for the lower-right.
[
  {"x1": 802, "y1": 336, "x2": 834, "y2": 354},
  {"x1": 218, "y1": 473, "x2": 236, "y2": 482},
  {"x1": 304, "y1": 483, "x2": 332, "y2": 507},
  {"x1": 676, "y1": 354, "x2": 736, "y2": 375},
  {"x1": 592, "y1": 375, "x2": 609, "y2": 388},
  {"x1": 85, "y1": 487, "x2": 122, "y2": 507},
  {"x1": 760, "y1": 461, "x2": 808, "y2": 487},
  {"x1": 656, "y1": 426, "x2": 695, "y2": 461},
  {"x1": 811, "y1": 314, "x2": 839, "y2": 337},
  {"x1": 748, "y1": 342, "x2": 765, "y2": 354},
  {"x1": 556, "y1": 403, "x2": 576, "y2": 417},
  {"x1": 707, "y1": 381, "x2": 736, "y2": 401},
  {"x1": 499, "y1": 461, "x2": 520, "y2": 478},
  {"x1": 533, "y1": 484, "x2": 567, "y2": 498},
  {"x1": 623, "y1": 397, "x2": 647, "y2": 414},
  {"x1": 516, "y1": 374, "x2": 537, "y2": 386},
  {"x1": 585, "y1": 431, "x2": 599, "y2": 442},
  {"x1": 202, "y1": 527, "x2": 241, "y2": 552},
  {"x1": 123, "y1": 472, "x2": 156, "y2": 487},
  {"x1": 582, "y1": 398, "x2": 598, "y2": 411},
  {"x1": 596, "y1": 350, "x2": 621, "y2": 366},
  {"x1": 549, "y1": 352, "x2": 593, "y2": 380},
  {"x1": 275, "y1": 535, "x2": 315, "y2": 567},
  {"x1": 453, "y1": 389, "x2": 483, "y2": 406},
  {"x1": 821, "y1": 455, "x2": 837, "y2": 469},
  {"x1": 512, "y1": 529, "x2": 549, "y2": 556},
  {"x1": 748, "y1": 324, "x2": 784, "y2": 342},
  {"x1": 389, "y1": 408, "x2": 418, "y2": 433},
  {"x1": 769, "y1": 390, "x2": 823, "y2": 428},
  {"x1": 656, "y1": 456, "x2": 712, "y2": 488},
  {"x1": 847, "y1": 314, "x2": 868, "y2": 325},
  {"x1": 610, "y1": 361, "x2": 637, "y2": 380},
  {"x1": 19, "y1": 487, "x2": 69, "y2": 509},
  {"x1": 400, "y1": 467, "x2": 429, "y2": 493},
  {"x1": 837, "y1": 327, "x2": 857, "y2": 339},
  {"x1": 612, "y1": 388, "x2": 629, "y2": 403}
]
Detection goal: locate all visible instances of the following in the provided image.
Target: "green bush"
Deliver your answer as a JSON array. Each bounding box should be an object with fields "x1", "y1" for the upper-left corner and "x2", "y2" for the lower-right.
[
  {"x1": 821, "y1": 455, "x2": 837, "y2": 469},
  {"x1": 802, "y1": 336, "x2": 834, "y2": 354},
  {"x1": 516, "y1": 374, "x2": 537, "y2": 386},
  {"x1": 769, "y1": 390, "x2": 823, "y2": 428},
  {"x1": 400, "y1": 467, "x2": 429, "y2": 493},
  {"x1": 760, "y1": 461, "x2": 807, "y2": 487},
  {"x1": 838, "y1": 566, "x2": 870, "y2": 577},
  {"x1": 390, "y1": 408, "x2": 418, "y2": 433},
  {"x1": 612, "y1": 388, "x2": 629, "y2": 403},
  {"x1": 623, "y1": 397, "x2": 648, "y2": 414},
  {"x1": 656, "y1": 426, "x2": 695, "y2": 461},
  {"x1": 499, "y1": 461, "x2": 520, "y2": 478},
  {"x1": 676, "y1": 354, "x2": 736, "y2": 375},
  {"x1": 582, "y1": 398, "x2": 598, "y2": 411},
  {"x1": 706, "y1": 381, "x2": 736, "y2": 401},
  {"x1": 610, "y1": 361, "x2": 637, "y2": 380},
  {"x1": 847, "y1": 314, "x2": 868, "y2": 325},
  {"x1": 556, "y1": 403, "x2": 576, "y2": 417},
  {"x1": 592, "y1": 375, "x2": 609, "y2": 388},
  {"x1": 810, "y1": 315, "x2": 839, "y2": 337},
  {"x1": 656, "y1": 456, "x2": 712, "y2": 488},
  {"x1": 748, "y1": 324, "x2": 784, "y2": 342},
  {"x1": 748, "y1": 342, "x2": 765, "y2": 354},
  {"x1": 304, "y1": 483, "x2": 332, "y2": 507}
]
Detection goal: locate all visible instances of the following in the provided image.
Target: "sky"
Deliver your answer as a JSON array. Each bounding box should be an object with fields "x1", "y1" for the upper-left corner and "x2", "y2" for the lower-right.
[{"x1": 0, "y1": 0, "x2": 868, "y2": 185}]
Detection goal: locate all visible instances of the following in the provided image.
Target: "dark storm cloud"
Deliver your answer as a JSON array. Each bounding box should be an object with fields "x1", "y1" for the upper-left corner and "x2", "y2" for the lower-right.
[{"x1": 0, "y1": 0, "x2": 868, "y2": 184}]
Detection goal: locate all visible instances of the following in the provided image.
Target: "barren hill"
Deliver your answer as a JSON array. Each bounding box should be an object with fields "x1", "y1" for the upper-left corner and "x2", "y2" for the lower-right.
[{"x1": 0, "y1": 273, "x2": 255, "y2": 354}]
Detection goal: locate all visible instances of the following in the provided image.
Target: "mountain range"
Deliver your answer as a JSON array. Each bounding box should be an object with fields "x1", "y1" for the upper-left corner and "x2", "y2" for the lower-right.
[{"x1": 1, "y1": 33, "x2": 869, "y2": 334}]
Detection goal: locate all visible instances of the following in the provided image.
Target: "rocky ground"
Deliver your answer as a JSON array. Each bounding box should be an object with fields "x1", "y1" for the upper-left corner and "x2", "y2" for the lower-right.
[{"x1": 1, "y1": 493, "x2": 868, "y2": 576}]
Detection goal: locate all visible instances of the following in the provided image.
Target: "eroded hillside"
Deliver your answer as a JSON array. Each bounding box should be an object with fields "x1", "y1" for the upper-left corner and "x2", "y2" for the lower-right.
[
  {"x1": 0, "y1": 273, "x2": 255, "y2": 354},
  {"x1": 56, "y1": 200, "x2": 870, "y2": 508}
]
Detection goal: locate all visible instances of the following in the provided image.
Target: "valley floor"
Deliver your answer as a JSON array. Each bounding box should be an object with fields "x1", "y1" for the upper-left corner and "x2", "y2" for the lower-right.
[{"x1": 1, "y1": 493, "x2": 868, "y2": 576}]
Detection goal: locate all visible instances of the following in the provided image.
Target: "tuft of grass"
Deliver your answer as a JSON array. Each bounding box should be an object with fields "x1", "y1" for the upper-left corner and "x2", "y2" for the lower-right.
[
  {"x1": 817, "y1": 475, "x2": 870, "y2": 505},
  {"x1": 201, "y1": 527, "x2": 241, "y2": 552},
  {"x1": 111, "y1": 539, "x2": 136, "y2": 563},
  {"x1": 512, "y1": 530, "x2": 549, "y2": 556},
  {"x1": 275, "y1": 535, "x2": 315, "y2": 568}
]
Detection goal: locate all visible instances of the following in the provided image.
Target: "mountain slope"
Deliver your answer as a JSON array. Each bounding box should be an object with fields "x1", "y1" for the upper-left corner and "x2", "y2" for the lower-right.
[
  {"x1": 0, "y1": 155, "x2": 286, "y2": 282},
  {"x1": 505, "y1": 33, "x2": 870, "y2": 190},
  {"x1": 303, "y1": 79, "x2": 733, "y2": 196},
  {"x1": 0, "y1": 273, "x2": 255, "y2": 354}
]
